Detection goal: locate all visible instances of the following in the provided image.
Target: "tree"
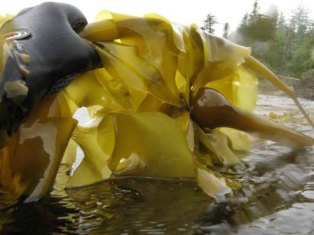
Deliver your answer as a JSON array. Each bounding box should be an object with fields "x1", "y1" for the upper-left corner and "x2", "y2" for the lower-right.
[
  {"x1": 201, "y1": 13, "x2": 217, "y2": 34},
  {"x1": 286, "y1": 6, "x2": 313, "y2": 76},
  {"x1": 234, "y1": 0, "x2": 279, "y2": 71},
  {"x1": 272, "y1": 12, "x2": 288, "y2": 73},
  {"x1": 223, "y1": 23, "x2": 229, "y2": 38},
  {"x1": 250, "y1": 0, "x2": 260, "y2": 19},
  {"x1": 237, "y1": 1, "x2": 276, "y2": 42},
  {"x1": 290, "y1": 6, "x2": 311, "y2": 40},
  {"x1": 218, "y1": 1, "x2": 314, "y2": 77}
]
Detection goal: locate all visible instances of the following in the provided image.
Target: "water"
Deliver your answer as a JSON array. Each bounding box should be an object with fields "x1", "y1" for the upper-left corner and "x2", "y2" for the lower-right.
[{"x1": 1, "y1": 95, "x2": 314, "y2": 235}]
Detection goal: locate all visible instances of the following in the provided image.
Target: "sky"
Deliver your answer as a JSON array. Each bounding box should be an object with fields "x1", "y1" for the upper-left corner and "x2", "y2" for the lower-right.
[{"x1": 1, "y1": 0, "x2": 313, "y2": 36}]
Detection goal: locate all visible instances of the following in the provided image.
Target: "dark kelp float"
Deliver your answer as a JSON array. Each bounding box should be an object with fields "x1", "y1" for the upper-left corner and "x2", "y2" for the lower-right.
[{"x1": 0, "y1": 2, "x2": 313, "y2": 208}]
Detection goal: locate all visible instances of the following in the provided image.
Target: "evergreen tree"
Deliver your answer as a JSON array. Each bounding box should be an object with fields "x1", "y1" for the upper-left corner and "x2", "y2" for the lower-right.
[
  {"x1": 291, "y1": 6, "x2": 311, "y2": 39},
  {"x1": 223, "y1": 23, "x2": 229, "y2": 38},
  {"x1": 250, "y1": 0, "x2": 260, "y2": 20},
  {"x1": 237, "y1": 0, "x2": 276, "y2": 42},
  {"x1": 201, "y1": 13, "x2": 217, "y2": 34},
  {"x1": 287, "y1": 6, "x2": 313, "y2": 76},
  {"x1": 204, "y1": 2, "x2": 314, "y2": 78},
  {"x1": 274, "y1": 12, "x2": 288, "y2": 73}
]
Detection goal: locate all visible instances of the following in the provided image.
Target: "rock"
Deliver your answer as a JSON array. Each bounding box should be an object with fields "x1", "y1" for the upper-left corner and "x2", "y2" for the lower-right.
[{"x1": 293, "y1": 70, "x2": 314, "y2": 100}]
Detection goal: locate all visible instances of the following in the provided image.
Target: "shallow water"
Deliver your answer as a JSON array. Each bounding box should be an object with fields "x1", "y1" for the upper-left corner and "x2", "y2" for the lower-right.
[{"x1": 1, "y1": 95, "x2": 314, "y2": 235}]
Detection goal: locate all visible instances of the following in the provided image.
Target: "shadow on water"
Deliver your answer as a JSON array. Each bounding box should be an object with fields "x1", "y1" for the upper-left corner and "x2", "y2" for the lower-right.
[
  {"x1": 1, "y1": 95, "x2": 314, "y2": 234},
  {"x1": 0, "y1": 194, "x2": 79, "y2": 234}
]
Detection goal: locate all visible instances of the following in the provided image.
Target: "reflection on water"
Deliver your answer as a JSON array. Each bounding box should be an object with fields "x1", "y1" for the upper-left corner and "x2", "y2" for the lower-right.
[{"x1": 1, "y1": 95, "x2": 314, "y2": 234}]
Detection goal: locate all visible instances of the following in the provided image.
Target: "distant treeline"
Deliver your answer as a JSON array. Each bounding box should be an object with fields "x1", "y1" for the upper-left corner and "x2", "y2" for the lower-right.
[{"x1": 202, "y1": 0, "x2": 314, "y2": 78}]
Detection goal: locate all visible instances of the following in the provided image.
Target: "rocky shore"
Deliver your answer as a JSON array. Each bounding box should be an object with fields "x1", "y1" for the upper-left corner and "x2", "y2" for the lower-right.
[
  {"x1": 258, "y1": 70, "x2": 314, "y2": 100},
  {"x1": 293, "y1": 70, "x2": 314, "y2": 100}
]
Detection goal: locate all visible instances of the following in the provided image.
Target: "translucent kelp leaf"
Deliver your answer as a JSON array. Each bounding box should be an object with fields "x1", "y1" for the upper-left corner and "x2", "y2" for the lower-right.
[
  {"x1": 174, "y1": 111, "x2": 195, "y2": 151},
  {"x1": 0, "y1": 138, "x2": 25, "y2": 207},
  {"x1": 195, "y1": 126, "x2": 239, "y2": 165},
  {"x1": 196, "y1": 168, "x2": 232, "y2": 198},
  {"x1": 197, "y1": 29, "x2": 251, "y2": 65},
  {"x1": 64, "y1": 70, "x2": 131, "y2": 113},
  {"x1": 175, "y1": 24, "x2": 204, "y2": 82},
  {"x1": 175, "y1": 69, "x2": 190, "y2": 105},
  {"x1": 0, "y1": 15, "x2": 12, "y2": 28},
  {"x1": 68, "y1": 116, "x2": 113, "y2": 187},
  {"x1": 136, "y1": 92, "x2": 165, "y2": 112},
  {"x1": 219, "y1": 128, "x2": 251, "y2": 151},
  {"x1": 90, "y1": 11, "x2": 182, "y2": 106},
  {"x1": 0, "y1": 117, "x2": 76, "y2": 202},
  {"x1": 232, "y1": 66, "x2": 258, "y2": 112},
  {"x1": 61, "y1": 139, "x2": 77, "y2": 168},
  {"x1": 107, "y1": 112, "x2": 195, "y2": 177},
  {"x1": 94, "y1": 42, "x2": 181, "y2": 106},
  {"x1": 206, "y1": 66, "x2": 258, "y2": 111},
  {"x1": 0, "y1": 89, "x2": 77, "y2": 203},
  {"x1": 190, "y1": 30, "x2": 251, "y2": 95},
  {"x1": 19, "y1": 118, "x2": 76, "y2": 202}
]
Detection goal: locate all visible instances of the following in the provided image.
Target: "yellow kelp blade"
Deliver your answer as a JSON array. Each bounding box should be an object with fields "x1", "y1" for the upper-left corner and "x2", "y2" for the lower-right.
[
  {"x1": 196, "y1": 168, "x2": 232, "y2": 198},
  {"x1": 80, "y1": 10, "x2": 140, "y2": 42},
  {"x1": 80, "y1": 20, "x2": 119, "y2": 42},
  {"x1": 244, "y1": 56, "x2": 314, "y2": 128},
  {"x1": 0, "y1": 90, "x2": 77, "y2": 204},
  {"x1": 191, "y1": 30, "x2": 251, "y2": 96},
  {"x1": 93, "y1": 42, "x2": 180, "y2": 107},
  {"x1": 64, "y1": 69, "x2": 131, "y2": 113},
  {"x1": 61, "y1": 139, "x2": 77, "y2": 169},
  {"x1": 0, "y1": 15, "x2": 12, "y2": 28},
  {"x1": 194, "y1": 125, "x2": 239, "y2": 165},
  {"x1": 107, "y1": 112, "x2": 195, "y2": 177},
  {"x1": 219, "y1": 128, "x2": 251, "y2": 151},
  {"x1": 0, "y1": 117, "x2": 76, "y2": 203},
  {"x1": 206, "y1": 65, "x2": 258, "y2": 112},
  {"x1": 82, "y1": 11, "x2": 182, "y2": 106},
  {"x1": 67, "y1": 116, "x2": 113, "y2": 187},
  {"x1": 19, "y1": 118, "x2": 76, "y2": 202},
  {"x1": 0, "y1": 137, "x2": 24, "y2": 208}
]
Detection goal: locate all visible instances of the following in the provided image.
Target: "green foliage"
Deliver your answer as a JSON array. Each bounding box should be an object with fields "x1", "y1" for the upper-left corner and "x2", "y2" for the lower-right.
[
  {"x1": 237, "y1": 1, "x2": 276, "y2": 42},
  {"x1": 201, "y1": 1, "x2": 314, "y2": 78},
  {"x1": 231, "y1": 1, "x2": 314, "y2": 78},
  {"x1": 239, "y1": 16, "x2": 276, "y2": 42}
]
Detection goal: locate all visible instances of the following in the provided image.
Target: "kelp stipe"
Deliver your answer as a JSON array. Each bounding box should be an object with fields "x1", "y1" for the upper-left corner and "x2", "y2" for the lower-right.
[
  {"x1": 191, "y1": 88, "x2": 314, "y2": 149},
  {"x1": 244, "y1": 56, "x2": 314, "y2": 128}
]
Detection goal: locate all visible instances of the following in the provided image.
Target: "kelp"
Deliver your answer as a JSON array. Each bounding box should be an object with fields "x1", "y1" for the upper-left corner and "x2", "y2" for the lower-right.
[{"x1": 0, "y1": 11, "x2": 313, "y2": 205}]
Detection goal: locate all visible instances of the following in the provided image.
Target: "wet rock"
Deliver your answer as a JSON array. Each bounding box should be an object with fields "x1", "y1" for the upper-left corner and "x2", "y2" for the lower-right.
[{"x1": 293, "y1": 70, "x2": 314, "y2": 100}]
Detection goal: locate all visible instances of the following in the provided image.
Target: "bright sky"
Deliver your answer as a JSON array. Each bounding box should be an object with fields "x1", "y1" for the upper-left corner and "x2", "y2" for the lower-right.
[{"x1": 1, "y1": 0, "x2": 313, "y2": 36}]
